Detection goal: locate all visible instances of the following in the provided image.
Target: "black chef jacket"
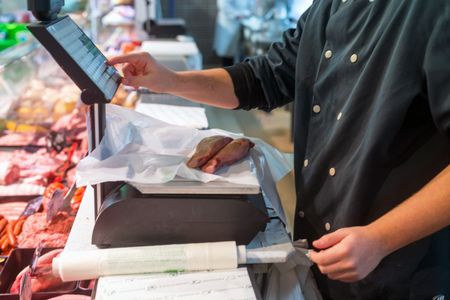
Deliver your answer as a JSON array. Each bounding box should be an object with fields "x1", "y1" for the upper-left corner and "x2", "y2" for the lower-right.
[{"x1": 225, "y1": 0, "x2": 450, "y2": 299}]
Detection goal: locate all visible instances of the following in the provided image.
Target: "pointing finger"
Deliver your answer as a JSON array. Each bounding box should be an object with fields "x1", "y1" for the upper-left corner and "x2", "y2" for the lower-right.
[{"x1": 109, "y1": 53, "x2": 146, "y2": 65}]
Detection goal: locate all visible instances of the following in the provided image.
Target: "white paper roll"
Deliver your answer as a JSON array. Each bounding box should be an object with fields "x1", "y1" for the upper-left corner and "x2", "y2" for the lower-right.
[{"x1": 53, "y1": 241, "x2": 238, "y2": 282}]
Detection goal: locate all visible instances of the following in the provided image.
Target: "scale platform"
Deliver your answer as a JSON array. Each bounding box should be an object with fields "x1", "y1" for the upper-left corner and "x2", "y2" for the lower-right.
[
  {"x1": 132, "y1": 178, "x2": 261, "y2": 195},
  {"x1": 28, "y1": 15, "x2": 269, "y2": 248}
]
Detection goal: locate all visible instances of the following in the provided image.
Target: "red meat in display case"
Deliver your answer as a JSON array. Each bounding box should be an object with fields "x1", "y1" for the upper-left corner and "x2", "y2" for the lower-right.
[
  {"x1": 17, "y1": 212, "x2": 75, "y2": 248},
  {"x1": 0, "y1": 162, "x2": 21, "y2": 185},
  {"x1": 10, "y1": 249, "x2": 64, "y2": 294}
]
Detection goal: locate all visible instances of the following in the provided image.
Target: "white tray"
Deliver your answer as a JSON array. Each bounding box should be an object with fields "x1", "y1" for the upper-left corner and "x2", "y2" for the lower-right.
[{"x1": 131, "y1": 178, "x2": 260, "y2": 195}]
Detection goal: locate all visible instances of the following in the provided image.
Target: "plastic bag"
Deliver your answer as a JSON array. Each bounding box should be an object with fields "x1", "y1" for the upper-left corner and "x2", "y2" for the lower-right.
[{"x1": 76, "y1": 105, "x2": 293, "y2": 221}]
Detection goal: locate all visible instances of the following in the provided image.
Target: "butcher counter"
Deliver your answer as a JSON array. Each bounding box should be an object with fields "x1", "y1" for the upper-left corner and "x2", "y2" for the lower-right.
[{"x1": 64, "y1": 101, "x2": 321, "y2": 300}]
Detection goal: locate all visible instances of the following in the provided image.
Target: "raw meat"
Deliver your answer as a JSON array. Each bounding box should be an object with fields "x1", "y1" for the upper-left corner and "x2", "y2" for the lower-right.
[
  {"x1": 0, "y1": 162, "x2": 20, "y2": 185},
  {"x1": 17, "y1": 212, "x2": 75, "y2": 248},
  {"x1": 0, "y1": 202, "x2": 28, "y2": 220},
  {"x1": 51, "y1": 108, "x2": 86, "y2": 139},
  {"x1": 187, "y1": 136, "x2": 233, "y2": 168},
  {"x1": 42, "y1": 182, "x2": 66, "y2": 212},
  {"x1": 10, "y1": 249, "x2": 67, "y2": 294},
  {"x1": 0, "y1": 184, "x2": 45, "y2": 197},
  {"x1": 202, "y1": 138, "x2": 255, "y2": 174},
  {"x1": 0, "y1": 132, "x2": 47, "y2": 147},
  {"x1": 0, "y1": 107, "x2": 87, "y2": 193},
  {"x1": 6, "y1": 148, "x2": 66, "y2": 186}
]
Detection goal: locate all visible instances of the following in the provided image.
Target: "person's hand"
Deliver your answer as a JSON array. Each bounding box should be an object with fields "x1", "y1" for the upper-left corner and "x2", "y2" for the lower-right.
[
  {"x1": 309, "y1": 226, "x2": 388, "y2": 283},
  {"x1": 109, "y1": 52, "x2": 178, "y2": 93}
]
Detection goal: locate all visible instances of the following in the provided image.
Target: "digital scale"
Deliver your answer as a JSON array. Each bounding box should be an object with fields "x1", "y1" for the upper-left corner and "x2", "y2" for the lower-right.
[{"x1": 27, "y1": 0, "x2": 269, "y2": 248}]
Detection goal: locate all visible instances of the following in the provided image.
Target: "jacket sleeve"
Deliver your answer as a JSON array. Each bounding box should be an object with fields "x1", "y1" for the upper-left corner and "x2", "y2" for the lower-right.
[
  {"x1": 424, "y1": 8, "x2": 450, "y2": 139},
  {"x1": 225, "y1": 7, "x2": 310, "y2": 111}
]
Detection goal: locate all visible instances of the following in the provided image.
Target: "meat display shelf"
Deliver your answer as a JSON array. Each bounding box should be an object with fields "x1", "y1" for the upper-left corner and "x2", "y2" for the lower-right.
[{"x1": 0, "y1": 198, "x2": 33, "y2": 227}]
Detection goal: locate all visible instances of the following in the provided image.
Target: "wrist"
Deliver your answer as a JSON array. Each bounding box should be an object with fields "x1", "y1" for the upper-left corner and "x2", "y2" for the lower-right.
[
  {"x1": 164, "y1": 71, "x2": 184, "y2": 94},
  {"x1": 365, "y1": 223, "x2": 393, "y2": 258}
]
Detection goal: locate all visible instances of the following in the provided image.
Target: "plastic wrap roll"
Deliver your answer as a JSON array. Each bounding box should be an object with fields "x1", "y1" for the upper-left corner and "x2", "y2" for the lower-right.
[{"x1": 53, "y1": 241, "x2": 240, "y2": 281}]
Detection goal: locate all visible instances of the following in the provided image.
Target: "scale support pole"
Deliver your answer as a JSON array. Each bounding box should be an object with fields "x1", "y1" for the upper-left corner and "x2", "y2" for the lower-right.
[{"x1": 88, "y1": 103, "x2": 106, "y2": 218}]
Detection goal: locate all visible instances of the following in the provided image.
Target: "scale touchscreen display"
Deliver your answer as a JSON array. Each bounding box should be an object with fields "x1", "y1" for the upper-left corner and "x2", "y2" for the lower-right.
[{"x1": 46, "y1": 17, "x2": 120, "y2": 100}]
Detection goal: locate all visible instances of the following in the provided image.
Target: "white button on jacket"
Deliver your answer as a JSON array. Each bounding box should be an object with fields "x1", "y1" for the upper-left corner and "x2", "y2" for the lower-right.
[
  {"x1": 313, "y1": 105, "x2": 321, "y2": 113},
  {"x1": 329, "y1": 168, "x2": 336, "y2": 176}
]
